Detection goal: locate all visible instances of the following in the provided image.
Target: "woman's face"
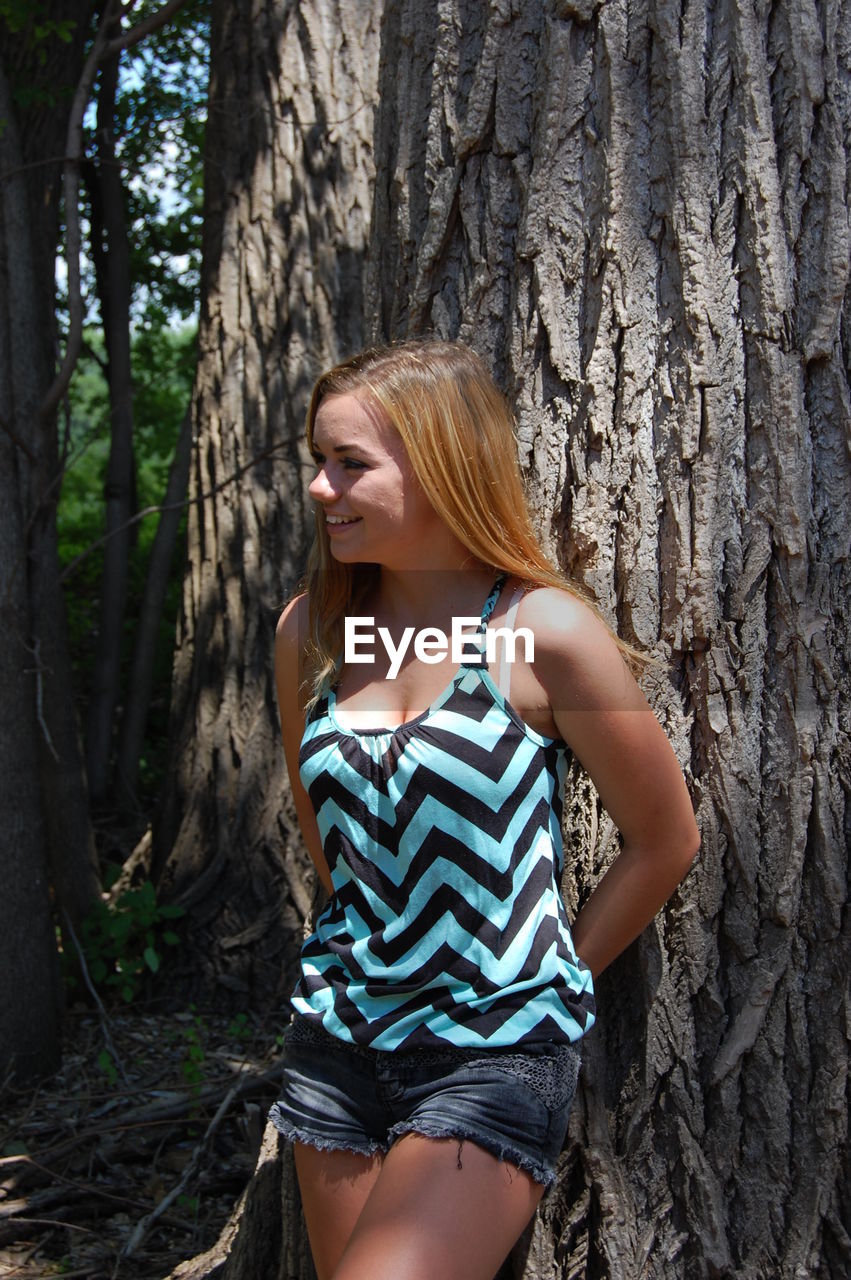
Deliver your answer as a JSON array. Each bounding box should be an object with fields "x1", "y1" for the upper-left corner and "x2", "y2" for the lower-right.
[{"x1": 308, "y1": 393, "x2": 449, "y2": 568}]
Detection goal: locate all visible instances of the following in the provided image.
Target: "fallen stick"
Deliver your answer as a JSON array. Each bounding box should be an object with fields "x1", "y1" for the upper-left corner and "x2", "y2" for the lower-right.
[
  {"x1": 61, "y1": 911, "x2": 131, "y2": 1087},
  {"x1": 1, "y1": 1058, "x2": 284, "y2": 1187},
  {"x1": 120, "y1": 1078, "x2": 243, "y2": 1260}
]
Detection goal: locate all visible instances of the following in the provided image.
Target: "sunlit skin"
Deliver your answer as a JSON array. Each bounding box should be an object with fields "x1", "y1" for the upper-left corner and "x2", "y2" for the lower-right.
[
  {"x1": 308, "y1": 393, "x2": 469, "y2": 573},
  {"x1": 275, "y1": 393, "x2": 700, "y2": 1279}
]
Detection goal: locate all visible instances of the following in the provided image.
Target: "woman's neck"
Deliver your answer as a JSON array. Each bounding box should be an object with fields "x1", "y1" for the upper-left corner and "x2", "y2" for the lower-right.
[{"x1": 369, "y1": 563, "x2": 497, "y2": 631}]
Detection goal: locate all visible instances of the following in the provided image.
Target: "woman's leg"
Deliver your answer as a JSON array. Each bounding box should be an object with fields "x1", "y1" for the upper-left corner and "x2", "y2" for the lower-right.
[
  {"x1": 293, "y1": 1141, "x2": 384, "y2": 1280},
  {"x1": 330, "y1": 1133, "x2": 545, "y2": 1280}
]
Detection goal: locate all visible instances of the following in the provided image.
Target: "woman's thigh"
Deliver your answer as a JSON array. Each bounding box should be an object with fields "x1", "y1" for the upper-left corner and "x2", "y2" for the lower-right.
[
  {"x1": 331, "y1": 1132, "x2": 545, "y2": 1280},
  {"x1": 293, "y1": 1142, "x2": 384, "y2": 1280}
]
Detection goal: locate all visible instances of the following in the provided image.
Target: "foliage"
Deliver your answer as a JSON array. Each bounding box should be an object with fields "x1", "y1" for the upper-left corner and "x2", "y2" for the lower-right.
[
  {"x1": 58, "y1": 322, "x2": 196, "y2": 796},
  {"x1": 66, "y1": 878, "x2": 185, "y2": 1004},
  {"x1": 178, "y1": 1006, "x2": 206, "y2": 1094},
  {"x1": 106, "y1": 0, "x2": 211, "y2": 324},
  {"x1": 0, "y1": 3, "x2": 92, "y2": 120},
  {"x1": 97, "y1": 1047, "x2": 119, "y2": 1085},
  {"x1": 51, "y1": 2, "x2": 210, "y2": 810},
  {"x1": 0, "y1": 0, "x2": 75, "y2": 41}
]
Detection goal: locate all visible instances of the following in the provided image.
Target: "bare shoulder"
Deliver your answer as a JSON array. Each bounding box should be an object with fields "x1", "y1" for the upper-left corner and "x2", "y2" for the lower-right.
[
  {"x1": 516, "y1": 586, "x2": 643, "y2": 712},
  {"x1": 515, "y1": 585, "x2": 604, "y2": 640},
  {"x1": 276, "y1": 592, "x2": 309, "y2": 647},
  {"x1": 275, "y1": 594, "x2": 311, "y2": 710}
]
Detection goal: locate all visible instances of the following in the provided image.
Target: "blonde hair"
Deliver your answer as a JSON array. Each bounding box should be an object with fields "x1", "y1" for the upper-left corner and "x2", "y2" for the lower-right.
[{"x1": 302, "y1": 338, "x2": 626, "y2": 705}]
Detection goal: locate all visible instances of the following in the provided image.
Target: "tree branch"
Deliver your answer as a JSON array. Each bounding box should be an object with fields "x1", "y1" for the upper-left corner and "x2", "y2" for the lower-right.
[
  {"x1": 60, "y1": 911, "x2": 131, "y2": 1089},
  {"x1": 103, "y1": 0, "x2": 191, "y2": 59},
  {"x1": 120, "y1": 1077, "x2": 242, "y2": 1259},
  {"x1": 39, "y1": 2, "x2": 120, "y2": 423},
  {"x1": 0, "y1": 410, "x2": 37, "y2": 462},
  {"x1": 39, "y1": 0, "x2": 192, "y2": 423},
  {"x1": 57, "y1": 437, "x2": 302, "y2": 582}
]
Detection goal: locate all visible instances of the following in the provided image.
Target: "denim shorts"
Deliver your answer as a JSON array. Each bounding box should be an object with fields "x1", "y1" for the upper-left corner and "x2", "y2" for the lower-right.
[{"x1": 269, "y1": 1016, "x2": 581, "y2": 1187}]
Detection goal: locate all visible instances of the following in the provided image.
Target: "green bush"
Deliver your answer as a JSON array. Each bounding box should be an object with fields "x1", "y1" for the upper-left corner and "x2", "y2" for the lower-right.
[{"x1": 67, "y1": 880, "x2": 185, "y2": 1004}]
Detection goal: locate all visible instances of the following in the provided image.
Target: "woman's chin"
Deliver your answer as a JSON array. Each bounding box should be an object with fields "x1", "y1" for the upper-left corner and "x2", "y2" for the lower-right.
[{"x1": 327, "y1": 541, "x2": 363, "y2": 563}]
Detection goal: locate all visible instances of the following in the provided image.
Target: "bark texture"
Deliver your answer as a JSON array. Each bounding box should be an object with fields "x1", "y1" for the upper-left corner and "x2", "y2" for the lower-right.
[
  {"x1": 365, "y1": 1, "x2": 851, "y2": 1276},
  {"x1": 153, "y1": 0, "x2": 381, "y2": 1006},
  {"x1": 164, "y1": 0, "x2": 850, "y2": 1276},
  {"x1": 0, "y1": 6, "x2": 101, "y2": 1080},
  {"x1": 0, "y1": 66, "x2": 62, "y2": 1079}
]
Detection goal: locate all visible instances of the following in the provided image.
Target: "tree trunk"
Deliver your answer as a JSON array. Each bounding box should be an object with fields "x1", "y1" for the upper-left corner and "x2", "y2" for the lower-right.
[
  {"x1": 5, "y1": 5, "x2": 102, "y2": 941},
  {"x1": 364, "y1": 1, "x2": 851, "y2": 1276},
  {"x1": 115, "y1": 401, "x2": 193, "y2": 810},
  {"x1": 0, "y1": 65, "x2": 63, "y2": 1082},
  {"x1": 0, "y1": 7, "x2": 103, "y2": 1081},
  {"x1": 165, "y1": 0, "x2": 850, "y2": 1276},
  {"x1": 152, "y1": 0, "x2": 381, "y2": 1007},
  {"x1": 85, "y1": 44, "x2": 139, "y2": 806},
  {"x1": 13, "y1": 6, "x2": 104, "y2": 946}
]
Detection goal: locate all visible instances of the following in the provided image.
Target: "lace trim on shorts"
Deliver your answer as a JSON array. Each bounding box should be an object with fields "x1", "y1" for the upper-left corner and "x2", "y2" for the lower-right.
[{"x1": 286, "y1": 1017, "x2": 581, "y2": 1111}]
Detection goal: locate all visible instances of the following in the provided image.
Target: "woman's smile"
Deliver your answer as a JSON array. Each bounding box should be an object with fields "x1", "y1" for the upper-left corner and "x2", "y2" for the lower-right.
[{"x1": 325, "y1": 514, "x2": 362, "y2": 531}]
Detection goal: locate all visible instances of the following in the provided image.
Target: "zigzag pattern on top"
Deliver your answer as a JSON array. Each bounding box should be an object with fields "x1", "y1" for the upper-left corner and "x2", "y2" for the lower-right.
[{"x1": 290, "y1": 579, "x2": 596, "y2": 1051}]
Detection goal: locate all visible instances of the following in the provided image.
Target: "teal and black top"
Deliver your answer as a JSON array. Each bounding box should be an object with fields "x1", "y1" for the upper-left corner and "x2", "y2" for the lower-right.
[{"x1": 290, "y1": 575, "x2": 596, "y2": 1050}]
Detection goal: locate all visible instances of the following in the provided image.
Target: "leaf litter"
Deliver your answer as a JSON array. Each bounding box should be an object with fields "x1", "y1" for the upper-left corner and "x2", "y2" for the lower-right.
[{"x1": 0, "y1": 1006, "x2": 285, "y2": 1279}]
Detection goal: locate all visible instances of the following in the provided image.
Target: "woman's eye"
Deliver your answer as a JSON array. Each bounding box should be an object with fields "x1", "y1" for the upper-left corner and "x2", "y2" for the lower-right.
[{"x1": 309, "y1": 452, "x2": 365, "y2": 472}]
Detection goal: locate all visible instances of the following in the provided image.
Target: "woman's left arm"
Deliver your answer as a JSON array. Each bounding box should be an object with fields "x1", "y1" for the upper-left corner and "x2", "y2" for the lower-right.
[{"x1": 528, "y1": 591, "x2": 701, "y2": 979}]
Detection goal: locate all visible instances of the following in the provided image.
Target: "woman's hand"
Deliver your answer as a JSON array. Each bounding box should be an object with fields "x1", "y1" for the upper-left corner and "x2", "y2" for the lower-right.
[{"x1": 521, "y1": 590, "x2": 700, "y2": 978}]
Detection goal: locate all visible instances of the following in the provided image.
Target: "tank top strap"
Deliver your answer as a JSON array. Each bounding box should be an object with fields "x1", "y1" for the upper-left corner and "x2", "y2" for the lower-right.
[
  {"x1": 478, "y1": 572, "x2": 508, "y2": 627},
  {"x1": 461, "y1": 572, "x2": 508, "y2": 670}
]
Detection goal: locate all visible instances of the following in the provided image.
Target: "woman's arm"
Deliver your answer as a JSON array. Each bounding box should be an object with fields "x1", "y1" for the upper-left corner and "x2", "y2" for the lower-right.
[
  {"x1": 275, "y1": 595, "x2": 334, "y2": 895},
  {"x1": 525, "y1": 590, "x2": 700, "y2": 979}
]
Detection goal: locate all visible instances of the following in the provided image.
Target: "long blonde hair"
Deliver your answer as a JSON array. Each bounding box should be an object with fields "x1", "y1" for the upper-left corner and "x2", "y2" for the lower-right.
[{"x1": 302, "y1": 338, "x2": 621, "y2": 705}]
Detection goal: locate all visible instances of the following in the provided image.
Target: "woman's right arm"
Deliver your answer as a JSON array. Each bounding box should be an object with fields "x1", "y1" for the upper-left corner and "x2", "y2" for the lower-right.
[{"x1": 275, "y1": 595, "x2": 334, "y2": 895}]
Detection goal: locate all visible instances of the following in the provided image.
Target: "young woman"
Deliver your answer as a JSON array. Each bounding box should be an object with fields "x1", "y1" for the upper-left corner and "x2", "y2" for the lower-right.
[{"x1": 271, "y1": 339, "x2": 699, "y2": 1280}]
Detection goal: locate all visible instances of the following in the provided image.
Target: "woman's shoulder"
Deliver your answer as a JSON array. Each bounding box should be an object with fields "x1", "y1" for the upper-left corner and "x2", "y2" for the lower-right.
[
  {"x1": 276, "y1": 591, "x2": 309, "y2": 638},
  {"x1": 513, "y1": 583, "x2": 609, "y2": 648},
  {"x1": 513, "y1": 583, "x2": 643, "y2": 715},
  {"x1": 275, "y1": 593, "x2": 310, "y2": 668}
]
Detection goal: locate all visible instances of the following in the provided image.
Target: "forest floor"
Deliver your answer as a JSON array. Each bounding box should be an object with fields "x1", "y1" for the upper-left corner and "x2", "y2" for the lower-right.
[{"x1": 0, "y1": 1005, "x2": 286, "y2": 1279}]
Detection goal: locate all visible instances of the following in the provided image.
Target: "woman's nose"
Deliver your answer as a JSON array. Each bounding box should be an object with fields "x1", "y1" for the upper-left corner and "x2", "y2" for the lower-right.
[{"x1": 308, "y1": 466, "x2": 338, "y2": 501}]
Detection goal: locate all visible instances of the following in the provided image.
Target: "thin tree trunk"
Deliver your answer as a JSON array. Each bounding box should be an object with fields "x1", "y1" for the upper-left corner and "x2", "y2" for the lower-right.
[
  {"x1": 115, "y1": 401, "x2": 193, "y2": 811},
  {"x1": 85, "y1": 45, "x2": 138, "y2": 806},
  {"x1": 1, "y1": 5, "x2": 102, "y2": 989},
  {"x1": 0, "y1": 60, "x2": 62, "y2": 1083},
  {"x1": 18, "y1": 6, "x2": 104, "y2": 934}
]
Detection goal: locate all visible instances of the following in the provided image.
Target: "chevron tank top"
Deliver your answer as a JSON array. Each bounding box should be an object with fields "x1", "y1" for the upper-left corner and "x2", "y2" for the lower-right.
[{"x1": 290, "y1": 576, "x2": 596, "y2": 1050}]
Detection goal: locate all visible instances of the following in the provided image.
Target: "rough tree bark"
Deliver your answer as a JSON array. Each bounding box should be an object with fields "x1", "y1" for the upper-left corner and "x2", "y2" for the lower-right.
[
  {"x1": 152, "y1": 0, "x2": 381, "y2": 1013},
  {"x1": 164, "y1": 0, "x2": 850, "y2": 1276},
  {"x1": 0, "y1": 5, "x2": 102, "y2": 1081},
  {"x1": 0, "y1": 62, "x2": 63, "y2": 1082}
]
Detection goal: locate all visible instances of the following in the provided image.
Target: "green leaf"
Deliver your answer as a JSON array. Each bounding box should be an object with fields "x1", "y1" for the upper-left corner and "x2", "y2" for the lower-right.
[
  {"x1": 157, "y1": 903, "x2": 185, "y2": 919},
  {"x1": 144, "y1": 946, "x2": 160, "y2": 973}
]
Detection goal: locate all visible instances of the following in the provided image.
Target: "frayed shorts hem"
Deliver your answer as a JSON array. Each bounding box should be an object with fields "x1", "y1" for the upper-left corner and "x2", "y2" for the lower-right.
[
  {"x1": 269, "y1": 1106, "x2": 385, "y2": 1159},
  {"x1": 269, "y1": 1107, "x2": 555, "y2": 1188},
  {"x1": 271, "y1": 1016, "x2": 580, "y2": 1191}
]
